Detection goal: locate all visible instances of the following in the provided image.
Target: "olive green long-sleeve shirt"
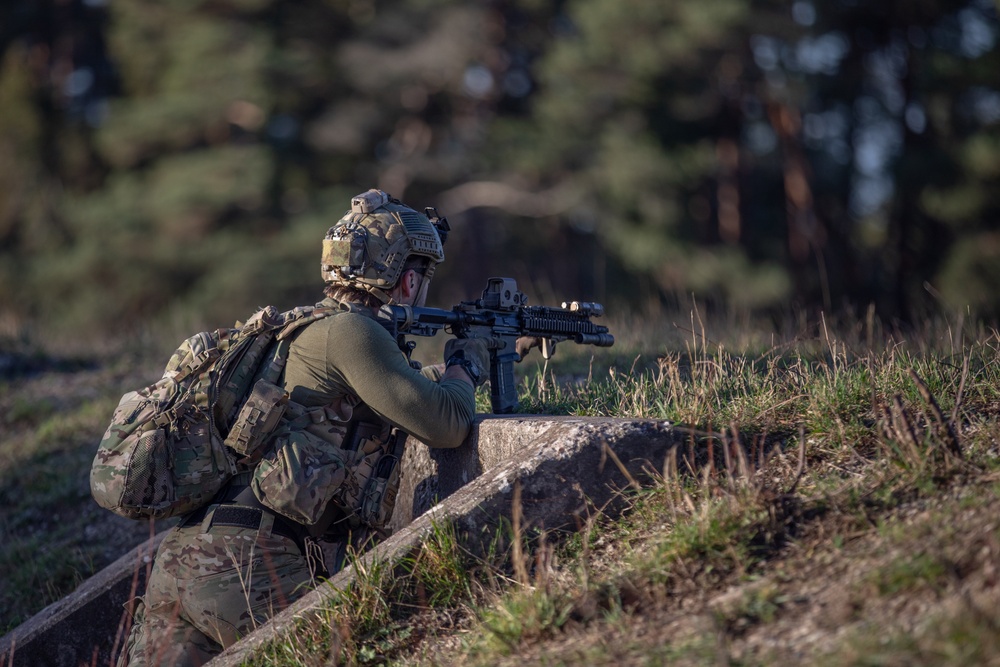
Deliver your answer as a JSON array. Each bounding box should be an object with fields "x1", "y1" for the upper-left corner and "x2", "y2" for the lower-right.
[{"x1": 281, "y1": 300, "x2": 476, "y2": 448}]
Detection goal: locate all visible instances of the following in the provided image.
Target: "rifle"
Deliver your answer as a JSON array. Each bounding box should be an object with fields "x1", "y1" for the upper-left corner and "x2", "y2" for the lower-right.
[{"x1": 377, "y1": 277, "x2": 614, "y2": 414}]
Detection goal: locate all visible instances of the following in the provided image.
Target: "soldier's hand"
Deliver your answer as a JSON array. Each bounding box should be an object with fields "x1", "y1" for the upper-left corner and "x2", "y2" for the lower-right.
[
  {"x1": 444, "y1": 338, "x2": 490, "y2": 386},
  {"x1": 515, "y1": 336, "x2": 543, "y2": 361}
]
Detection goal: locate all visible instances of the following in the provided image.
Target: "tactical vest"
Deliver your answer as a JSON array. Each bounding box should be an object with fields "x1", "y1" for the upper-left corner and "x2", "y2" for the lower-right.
[{"x1": 251, "y1": 391, "x2": 404, "y2": 533}]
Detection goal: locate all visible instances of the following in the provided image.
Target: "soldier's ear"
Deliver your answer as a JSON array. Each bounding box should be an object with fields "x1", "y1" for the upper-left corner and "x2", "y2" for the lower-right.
[{"x1": 401, "y1": 269, "x2": 418, "y2": 296}]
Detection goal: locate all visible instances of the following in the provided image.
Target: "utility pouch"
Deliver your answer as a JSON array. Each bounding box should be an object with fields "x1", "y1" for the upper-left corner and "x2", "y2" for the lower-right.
[
  {"x1": 359, "y1": 450, "x2": 401, "y2": 529},
  {"x1": 224, "y1": 379, "x2": 288, "y2": 460}
]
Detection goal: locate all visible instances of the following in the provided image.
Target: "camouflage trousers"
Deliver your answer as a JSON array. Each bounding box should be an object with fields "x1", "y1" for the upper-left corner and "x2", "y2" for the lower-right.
[{"x1": 119, "y1": 507, "x2": 315, "y2": 667}]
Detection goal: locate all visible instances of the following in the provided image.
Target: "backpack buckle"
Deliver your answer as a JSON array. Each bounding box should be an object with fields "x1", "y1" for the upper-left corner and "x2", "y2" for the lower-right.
[{"x1": 242, "y1": 305, "x2": 283, "y2": 335}]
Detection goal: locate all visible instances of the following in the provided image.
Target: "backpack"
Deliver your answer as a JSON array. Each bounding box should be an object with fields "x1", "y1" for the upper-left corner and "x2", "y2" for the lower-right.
[{"x1": 90, "y1": 305, "x2": 334, "y2": 520}]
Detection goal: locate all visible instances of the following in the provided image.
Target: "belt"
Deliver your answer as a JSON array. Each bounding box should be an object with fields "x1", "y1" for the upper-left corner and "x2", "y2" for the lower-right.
[
  {"x1": 181, "y1": 474, "x2": 330, "y2": 579},
  {"x1": 180, "y1": 503, "x2": 302, "y2": 547}
]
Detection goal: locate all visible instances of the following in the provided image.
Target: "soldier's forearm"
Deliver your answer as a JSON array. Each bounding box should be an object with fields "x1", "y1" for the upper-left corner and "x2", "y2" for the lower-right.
[{"x1": 442, "y1": 363, "x2": 474, "y2": 388}]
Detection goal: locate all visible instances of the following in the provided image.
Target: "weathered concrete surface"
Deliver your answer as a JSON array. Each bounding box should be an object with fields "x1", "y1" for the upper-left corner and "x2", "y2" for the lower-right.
[
  {"x1": 209, "y1": 416, "x2": 678, "y2": 667},
  {"x1": 0, "y1": 416, "x2": 676, "y2": 667},
  {"x1": 0, "y1": 531, "x2": 165, "y2": 667},
  {"x1": 389, "y1": 415, "x2": 561, "y2": 533}
]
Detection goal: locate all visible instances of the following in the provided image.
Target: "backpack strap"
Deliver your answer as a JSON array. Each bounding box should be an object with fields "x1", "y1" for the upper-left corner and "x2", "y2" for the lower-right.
[
  {"x1": 217, "y1": 305, "x2": 334, "y2": 430},
  {"x1": 256, "y1": 307, "x2": 337, "y2": 386},
  {"x1": 277, "y1": 306, "x2": 337, "y2": 340}
]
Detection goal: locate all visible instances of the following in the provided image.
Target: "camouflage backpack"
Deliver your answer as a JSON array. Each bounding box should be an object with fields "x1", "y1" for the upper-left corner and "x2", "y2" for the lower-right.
[{"x1": 90, "y1": 305, "x2": 334, "y2": 520}]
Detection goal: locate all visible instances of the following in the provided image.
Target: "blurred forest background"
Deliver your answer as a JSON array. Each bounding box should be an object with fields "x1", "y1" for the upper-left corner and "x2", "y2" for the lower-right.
[{"x1": 1, "y1": 0, "x2": 998, "y2": 343}]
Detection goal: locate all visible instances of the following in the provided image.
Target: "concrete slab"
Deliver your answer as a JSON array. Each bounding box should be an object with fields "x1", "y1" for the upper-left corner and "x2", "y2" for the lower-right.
[{"x1": 389, "y1": 414, "x2": 564, "y2": 533}]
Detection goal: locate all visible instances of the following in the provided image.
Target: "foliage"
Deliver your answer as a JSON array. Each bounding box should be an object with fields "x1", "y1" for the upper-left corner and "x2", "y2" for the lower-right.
[{"x1": 1, "y1": 0, "x2": 999, "y2": 339}]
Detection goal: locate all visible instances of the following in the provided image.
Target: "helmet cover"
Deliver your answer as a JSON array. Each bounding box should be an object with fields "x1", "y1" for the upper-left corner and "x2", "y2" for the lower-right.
[{"x1": 321, "y1": 189, "x2": 446, "y2": 301}]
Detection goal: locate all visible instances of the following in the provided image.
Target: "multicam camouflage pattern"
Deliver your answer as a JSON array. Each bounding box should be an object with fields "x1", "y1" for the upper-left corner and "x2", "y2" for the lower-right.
[
  {"x1": 224, "y1": 379, "x2": 288, "y2": 460},
  {"x1": 119, "y1": 516, "x2": 313, "y2": 666},
  {"x1": 91, "y1": 305, "x2": 335, "y2": 520},
  {"x1": 339, "y1": 424, "x2": 400, "y2": 529},
  {"x1": 321, "y1": 189, "x2": 446, "y2": 297},
  {"x1": 252, "y1": 394, "x2": 400, "y2": 530},
  {"x1": 91, "y1": 333, "x2": 238, "y2": 520},
  {"x1": 253, "y1": 428, "x2": 350, "y2": 526}
]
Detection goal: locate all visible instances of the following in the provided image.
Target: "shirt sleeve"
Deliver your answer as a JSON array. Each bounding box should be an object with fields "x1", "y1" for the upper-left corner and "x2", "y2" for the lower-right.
[
  {"x1": 419, "y1": 363, "x2": 445, "y2": 382},
  {"x1": 321, "y1": 313, "x2": 476, "y2": 448}
]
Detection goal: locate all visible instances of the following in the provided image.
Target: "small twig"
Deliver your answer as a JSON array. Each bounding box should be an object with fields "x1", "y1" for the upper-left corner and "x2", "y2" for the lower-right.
[
  {"x1": 579, "y1": 512, "x2": 597, "y2": 591},
  {"x1": 533, "y1": 529, "x2": 551, "y2": 589},
  {"x1": 671, "y1": 319, "x2": 719, "y2": 348},
  {"x1": 891, "y1": 395, "x2": 924, "y2": 466},
  {"x1": 879, "y1": 404, "x2": 896, "y2": 442},
  {"x1": 603, "y1": 441, "x2": 642, "y2": 492},
  {"x1": 511, "y1": 481, "x2": 529, "y2": 587},
  {"x1": 729, "y1": 422, "x2": 752, "y2": 482},
  {"x1": 629, "y1": 354, "x2": 642, "y2": 376},
  {"x1": 687, "y1": 431, "x2": 697, "y2": 477},
  {"x1": 785, "y1": 425, "x2": 807, "y2": 495},
  {"x1": 721, "y1": 428, "x2": 734, "y2": 489},
  {"x1": 663, "y1": 444, "x2": 679, "y2": 483},
  {"x1": 909, "y1": 369, "x2": 963, "y2": 458},
  {"x1": 950, "y1": 354, "x2": 969, "y2": 439}
]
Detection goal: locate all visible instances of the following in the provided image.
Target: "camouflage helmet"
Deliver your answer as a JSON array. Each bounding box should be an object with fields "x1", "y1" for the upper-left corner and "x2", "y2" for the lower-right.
[{"x1": 321, "y1": 189, "x2": 450, "y2": 303}]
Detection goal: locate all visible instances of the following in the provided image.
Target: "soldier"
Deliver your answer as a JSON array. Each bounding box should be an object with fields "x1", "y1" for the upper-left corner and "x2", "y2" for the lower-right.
[{"x1": 120, "y1": 189, "x2": 490, "y2": 666}]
